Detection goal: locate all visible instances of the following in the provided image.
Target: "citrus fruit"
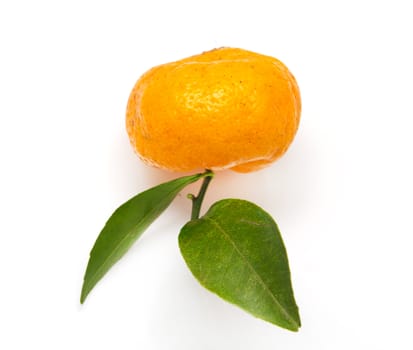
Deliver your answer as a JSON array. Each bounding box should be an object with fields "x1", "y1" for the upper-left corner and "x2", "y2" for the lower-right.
[{"x1": 126, "y1": 47, "x2": 301, "y2": 173}]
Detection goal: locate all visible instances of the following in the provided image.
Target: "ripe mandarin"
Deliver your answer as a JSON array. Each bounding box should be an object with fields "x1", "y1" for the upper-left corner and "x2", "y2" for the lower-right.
[{"x1": 126, "y1": 47, "x2": 301, "y2": 173}]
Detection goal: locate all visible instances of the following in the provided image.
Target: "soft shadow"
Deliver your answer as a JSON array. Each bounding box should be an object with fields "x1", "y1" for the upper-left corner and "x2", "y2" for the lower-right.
[
  {"x1": 109, "y1": 128, "x2": 316, "y2": 235},
  {"x1": 144, "y1": 257, "x2": 288, "y2": 350}
]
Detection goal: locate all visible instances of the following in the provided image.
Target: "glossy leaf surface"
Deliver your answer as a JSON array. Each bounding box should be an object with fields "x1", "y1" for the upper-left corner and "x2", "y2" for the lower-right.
[
  {"x1": 179, "y1": 199, "x2": 300, "y2": 331},
  {"x1": 81, "y1": 172, "x2": 207, "y2": 303}
]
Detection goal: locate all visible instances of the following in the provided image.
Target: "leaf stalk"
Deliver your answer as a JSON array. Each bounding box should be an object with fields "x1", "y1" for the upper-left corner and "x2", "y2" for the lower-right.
[{"x1": 189, "y1": 170, "x2": 214, "y2": 220}]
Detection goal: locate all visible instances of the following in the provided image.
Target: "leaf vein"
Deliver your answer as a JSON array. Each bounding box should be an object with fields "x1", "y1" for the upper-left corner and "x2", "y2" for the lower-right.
[
  {"x1": 83, "y1": 183, "x2": 187, "y2": 300},
  {"x1": 204, "y1": 216, "x2": 298, "y2": 328}
]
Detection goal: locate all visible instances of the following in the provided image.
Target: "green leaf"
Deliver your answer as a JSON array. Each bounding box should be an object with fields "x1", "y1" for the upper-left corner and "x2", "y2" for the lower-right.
[
  {"x1": 179, "y1": 199, "x2": 301, "y2": 331},
  {"x1": 81, "y1": 171, "x2": 209, "y2": 304}
]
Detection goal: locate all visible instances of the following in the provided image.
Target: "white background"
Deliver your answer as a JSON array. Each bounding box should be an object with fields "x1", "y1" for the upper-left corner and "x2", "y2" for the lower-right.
[{"x1": 1, "y1": 0, "x2": 412, "y2": 349}]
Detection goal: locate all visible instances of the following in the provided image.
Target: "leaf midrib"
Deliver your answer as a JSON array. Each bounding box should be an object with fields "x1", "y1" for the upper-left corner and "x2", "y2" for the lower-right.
[
  {"x1": 82, "y1": 185, "x2": 183, "y2": 301},
  {"x1": 205, "y1": 216, "x2": 298, "y2": 329},
  {"x1": 82, "y1": 206, "x2": 156, "y2": 301}
]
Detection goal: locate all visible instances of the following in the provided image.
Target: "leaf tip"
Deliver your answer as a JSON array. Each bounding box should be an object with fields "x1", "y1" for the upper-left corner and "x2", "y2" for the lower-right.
[
  {"x1": 282, "y1": 313, "x2": 301, "y2": 332},
  {"x1": 80, "y1": 284, "x2": 89, "y2": 304},
  {"x1": 289, "y1": 321, "x2": 301, "y2": 332}
]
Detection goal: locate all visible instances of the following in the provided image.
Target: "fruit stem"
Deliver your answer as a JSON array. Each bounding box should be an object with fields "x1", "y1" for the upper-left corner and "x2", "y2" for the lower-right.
[{"x1": 188, "y1": 170, "x2": 214, "y2": 220}]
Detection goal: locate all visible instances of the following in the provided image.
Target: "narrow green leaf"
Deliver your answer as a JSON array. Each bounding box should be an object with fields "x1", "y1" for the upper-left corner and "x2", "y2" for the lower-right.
[
  {"x1": 81, "y1": 172, "x2": 209, "y2": 303},
  {"x1": 179, "y1": 199, "x2": 301, "y2": 331}
]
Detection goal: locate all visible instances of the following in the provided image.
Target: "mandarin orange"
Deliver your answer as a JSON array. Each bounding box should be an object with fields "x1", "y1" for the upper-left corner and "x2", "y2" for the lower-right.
[{"x1": 126, "y1": 47, "x2": 300, "y2": 173}]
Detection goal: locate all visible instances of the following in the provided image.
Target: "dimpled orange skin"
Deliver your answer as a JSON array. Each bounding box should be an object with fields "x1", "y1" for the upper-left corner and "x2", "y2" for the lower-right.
[{"x1": 126, "y1": 47, "x2": 301, "y2": 173}]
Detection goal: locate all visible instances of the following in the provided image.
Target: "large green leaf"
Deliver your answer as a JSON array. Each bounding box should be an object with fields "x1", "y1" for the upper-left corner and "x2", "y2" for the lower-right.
[
  {"x1": 179, "y1": 199, "x2": 300, "y2": 331},
  {"x1": 81, "y1": 172, "x2": 208, "y2": 303}
]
